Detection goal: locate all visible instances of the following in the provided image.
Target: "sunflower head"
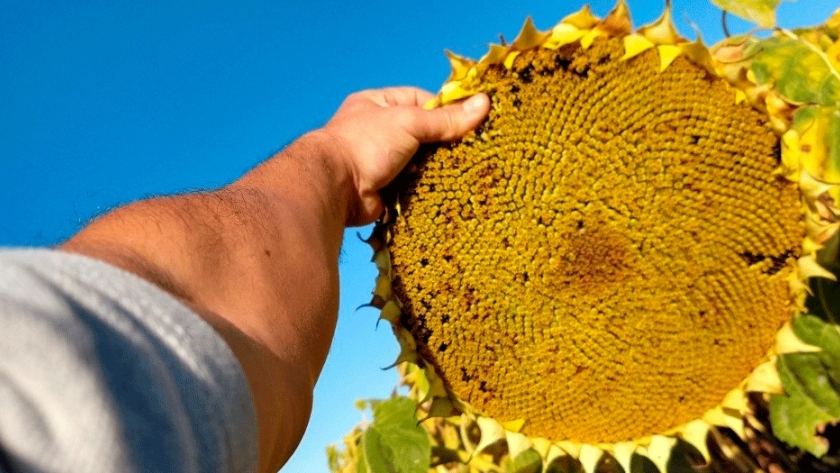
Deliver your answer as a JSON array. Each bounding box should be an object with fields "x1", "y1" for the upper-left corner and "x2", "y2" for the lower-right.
[{"x1": 343, "y1": 3, "x2": 840, "y2": 472}]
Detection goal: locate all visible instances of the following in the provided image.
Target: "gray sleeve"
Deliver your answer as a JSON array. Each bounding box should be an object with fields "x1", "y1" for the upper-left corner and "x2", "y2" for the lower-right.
[{"x1": 0, "y1": 249, "x2": 258, "y2": 473}]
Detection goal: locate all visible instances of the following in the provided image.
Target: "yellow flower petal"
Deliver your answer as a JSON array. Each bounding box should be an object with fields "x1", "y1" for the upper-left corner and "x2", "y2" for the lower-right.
[
  {"x1": 578, "y1": 444, "x2": 604, "y2": 473},
  {"x1": 439, "y1": 81, "x2": 475, "y2": 104},
  {"x1": 747, "y1": 359, "x2": 784, "y2": 394},
  {"x1": 598, "y1": 0, "x2": 632, "y2": 37},
  {"x1": 542, "y1": 442, "x2": 566, "y2": 469},
  {"x1": 638, "y1": 3, "x2": 682, "y2": 45},
  {"x1": 556, "y1": 440, "x2": 581, "y2": 458},
  {"x1": 679, "y1": 420, "x2": 711, "y2": 462},
  {"x1": 530, "y1": 437, "x2": 552, "y2": 457},
  {"x1": 657, "y1": 44, "x2": 682, "y2": 71},
  {"x1": 478, "y1": 43, "x2": 510, "y2": 67},
  {"x1": 505, "y1": 431, "x2": 533, "y2": 459},
  {"x1": 644, "y1": 436, "x2": 677, "y2": 473},
  {"x1": 798, "y1": 254, "x2": 837, "y2": 281},
  {"x1": 580, "y1": 29, "x2": 602, "y2": 50},
  {"x1": 503, "y1": 51, "x2": 520, "y2": 70},
  {"x1": 622, "y1": 33, "x2": 655, "y2": 61},
  {"x1": 776, "y1": 320, "x2": 823, "y2": 354},
  {"x1": 475, "y1": 417, "x2": 505, "y2": 453},
  {"x1": 561, "y1": 4, "x2": 600, "y2": 30},
  {"x1": 500, "y1": 418, "x2": 526, "y2": 432},
  {"x1": 611, "y1": 442, "x2": 637, "y2": 473},
  {"x1": 545, "y1": 23, "x2": 586, "y2": 50},
  {"x1": 512, "y1": 16, "x2": 551, "y2": 51},
  {"x1": 445, "y1": 50, "x2": 475, "y2": 82},
  {"x1": 679, "y1": 35, "x2": 717, "y2": 75}
]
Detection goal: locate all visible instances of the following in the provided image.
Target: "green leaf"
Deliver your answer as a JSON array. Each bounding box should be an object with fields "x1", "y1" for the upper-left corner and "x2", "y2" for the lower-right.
[
  {"x1": 356, "y1": 397, "x2": 431, "y2": 473},
  {"x1": 504, "y1": 448, "x2": 543, "y2": 473},
  {"x1": 709, "y1": 0, "x2": 780, "y2": 27},
  {"x1": 327, "y1": 445, "x2": 340, "y2": 472},
  {"x1": 809, "y1": 231, "x2": 840, "y2": 325},
  {"x1": 770, "y1": 315, "x2": 840, "y2": 457},
  {"x1": 751, "y1": 37, "x2": 840, "y2": 106},
  {"x1": 790, "y1": 105, "x2": 840, "y2": 183},
  {"x1": 793, "y1": 315, "x2": 840, "y2": 354}
]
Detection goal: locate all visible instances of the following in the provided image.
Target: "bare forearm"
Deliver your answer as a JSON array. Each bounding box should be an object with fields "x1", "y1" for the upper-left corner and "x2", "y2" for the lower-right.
[
  {"x1": 58, "y1": 88, "x2": 489, "y2": 472},
  {"x1": 61, "y1": 131, "x2": 352, "y2": 471}
]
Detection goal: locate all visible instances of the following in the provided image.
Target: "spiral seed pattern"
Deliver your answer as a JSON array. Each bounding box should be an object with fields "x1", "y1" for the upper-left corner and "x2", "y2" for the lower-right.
[{"x1": 389, "y1": 37, "x2": 802, "y2": 443}]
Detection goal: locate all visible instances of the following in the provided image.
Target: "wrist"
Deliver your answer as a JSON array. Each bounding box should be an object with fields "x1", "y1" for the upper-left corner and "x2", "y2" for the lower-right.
[
  {"x1": 303, "y1": 129, "x2": 368, "y2": 226},
  {"x1": 233, "y1": 130, "x2": 360, "y2": 227}
]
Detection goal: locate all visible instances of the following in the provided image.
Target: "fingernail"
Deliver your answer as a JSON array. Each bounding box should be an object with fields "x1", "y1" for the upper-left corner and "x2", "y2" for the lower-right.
[{"x1": 462, "y1": 93, "x2": 486, "y2": 113}]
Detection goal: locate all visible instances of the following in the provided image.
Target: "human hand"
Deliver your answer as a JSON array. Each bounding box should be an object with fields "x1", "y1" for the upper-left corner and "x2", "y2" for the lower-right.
[{"x1": 320, "y1": 87, "x2": 490, "y2": 226}]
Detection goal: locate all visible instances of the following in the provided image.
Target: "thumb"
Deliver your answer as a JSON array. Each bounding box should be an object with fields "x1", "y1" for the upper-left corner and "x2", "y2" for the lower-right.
[{"x1": 408, "y1": 93, "x2": 490, "y2": 143}]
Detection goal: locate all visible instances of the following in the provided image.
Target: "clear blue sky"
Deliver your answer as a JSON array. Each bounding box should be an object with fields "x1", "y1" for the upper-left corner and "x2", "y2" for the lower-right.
[{"x1": 1, "y1": 1, "x2": 836, "y2": 471}]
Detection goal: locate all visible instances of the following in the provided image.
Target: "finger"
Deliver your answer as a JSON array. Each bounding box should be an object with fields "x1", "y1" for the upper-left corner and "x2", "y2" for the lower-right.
[
  {"x1": 370, "y1": 87, "x2": 436, "y2": 108},
  {"x1": 405, "y1": 93, "x2": 490, "y2": 143}
]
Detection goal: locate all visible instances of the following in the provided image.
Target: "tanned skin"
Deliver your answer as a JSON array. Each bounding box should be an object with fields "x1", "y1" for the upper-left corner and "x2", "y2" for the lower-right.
[{"x1": 60, "y1": 87, "x2": 490, "y2": 472}]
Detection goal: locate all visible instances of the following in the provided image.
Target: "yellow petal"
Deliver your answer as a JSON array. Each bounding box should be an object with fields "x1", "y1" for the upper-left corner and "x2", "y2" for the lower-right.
[
  {"x1": 644, "y1": 435, "x2": 676, "y2": 473},
  {"x1": 797, "y1": 254, "x2": 837, "y2": 281},
  {"x1": 580, "y1": 29, "x2": 602, "y2": 50},
  {"x1": 799, "y1": 170, "x2": 833, "y2": 201},
  {"x1": 804, "y1": 212, "x2": 840, "y2": 245},
  {"x1": 561, "y1": 4, "x2": 600, "y2": 30},
  {"x1": 439, "y1": 81, "x2": 475, "y2": 105},
  {"x1": 545, "y1": 23, "x2": 586, "y2": 50},
  {"x1": 599, "y1": 0, "x2": 632, "y2": 36},
  {"x1": 779, "y1": 129, "x2": 803, "y2": 180},
  {"x1": 505, "y1": 431, "x2": 533, "y2": 459},
  {"x1": 679, "y1": 36, "x2": 717, "y2": 75},
  {"x1": 765, "y1": 92, "x2": 795, "y2": 133},
  {"x1": 543, "y1": 443, "x2": 566, "y2": 468},
  {"x1": 610, "y1": 442, "x2": 637, "y2": 473},
  {"x1": 702, "y1": 406, "x2": 729, "y2": 426},
  {"x1": 802, "y1": 236, "x2": 825, "y2": 255},
  {"x1": 500, "y1": 418, "x2": 526, "y2": 432},
  {"x1": 578, "y1": 444, "x2": 604, "y2": 473},
  {"x1": 722, "y1": 412, "x2": 745, "y2": 438},
  {"x1": 776, "y1": 320, "x2": 823, "y2": 354},
  {"x1": 638, "y1": 3, "x2": 682, "y2": 45},
  {"x1": 746, "y1": 359, "x2": 784, "y2": 394},
  {"x1": 475, "y1": 417, "x2": 505, "y2": 453},
  {"x1": 503, "y1": 51, "x2": 521, "y2": 70},
  {"x1": 512, "y1": 16, "x2": 551, "y2": 51},
  {"x1": 556, "y1": 440, "x2": 581, "y2": 458},
  {"x1": 478, "y1": 43, "x2": 510, "y2": 67},
  {"x1": 788, "y1": 271, "x2": 810, "y2": 312},
  {"x1": 530, "y1": 437, "x2": 552, "y2": 458},
  {"x1": 679, "y1": 420, "x2": 711, "y2": 462},
  {"x1": 657, "y1": 44, "x2": 682, "y2": 71},
  {"x1": 622, "y1": 33, "x2": 654, "y2": 61},
  {"x1": 720, "y1": 388, "x2": 746, "y2": 413},
  {"x1": 445, "y1": 50, "x2": 475, "y2": 82}
]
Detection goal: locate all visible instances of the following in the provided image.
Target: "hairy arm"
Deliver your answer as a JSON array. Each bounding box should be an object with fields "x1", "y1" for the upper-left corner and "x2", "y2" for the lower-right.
[{"x1": 60, "y1": 88, "x2": 489, "y2": 472}]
